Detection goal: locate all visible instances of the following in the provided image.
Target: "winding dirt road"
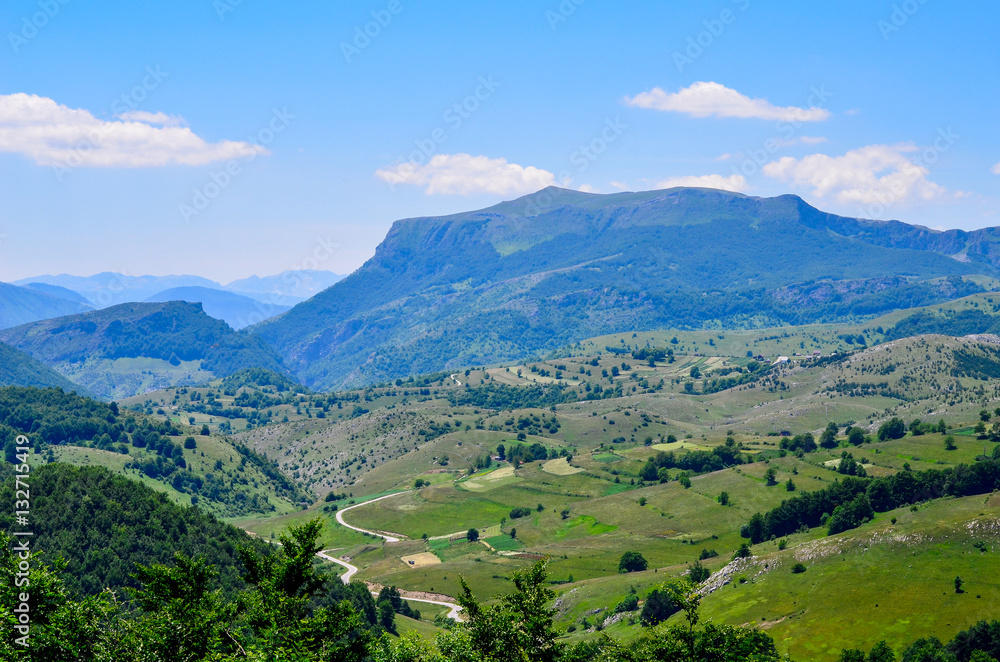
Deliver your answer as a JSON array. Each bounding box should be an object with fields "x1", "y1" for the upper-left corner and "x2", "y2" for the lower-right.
[
  {"x1": 316, "y1": 547, "x2": 463, "y2": 620},
  {"x1": 334, "y1": 492, "x2": 406, "y2": 542}
]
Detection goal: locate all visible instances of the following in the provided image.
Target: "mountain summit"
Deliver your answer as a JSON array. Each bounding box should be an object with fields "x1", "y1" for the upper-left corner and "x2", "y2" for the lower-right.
[{"x1": 252, "y1": 187, "x2": 993, "y2": 390}]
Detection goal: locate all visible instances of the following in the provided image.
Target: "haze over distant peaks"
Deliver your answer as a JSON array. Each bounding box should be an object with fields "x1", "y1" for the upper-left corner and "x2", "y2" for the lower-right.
[{"x1": 10, "y1": 269, "x2": 343, "y2": 311}]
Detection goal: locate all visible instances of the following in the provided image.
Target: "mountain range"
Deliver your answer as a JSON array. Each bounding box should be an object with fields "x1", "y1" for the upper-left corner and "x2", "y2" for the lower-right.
[
  {"x1": 12, "y1": 269, "x2": 343, "y2": 308},
  {"x1": 0, "y1": 301, "x2": 287, "y2": 400},
  {"x1": 144, "y1": 286, "x2": 290, "y2": 330},
  {"x1": 9, "y1": 186, "x2": 1000, "y2": 396},
  {"x1": 249, "y1": 186, "x2": 996, "y2": 390}
]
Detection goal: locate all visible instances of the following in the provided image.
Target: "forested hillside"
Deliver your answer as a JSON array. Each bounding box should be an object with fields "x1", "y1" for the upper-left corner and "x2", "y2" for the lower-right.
[
  {"x1": 252, "y1": 187, "x2": 992, "y2": 389},
  {"x1": 0, "y1": 464, "x2": 272, "y2": 596},
  {"x1": 0, "y1": 301, "x2": 289, "y2": 399},
  {"x1": 0, "y1": 342, "x2": 92, "y2": 395},
  {"x1": 0, "y1": 386, "x2": 312, "y2": 516}
]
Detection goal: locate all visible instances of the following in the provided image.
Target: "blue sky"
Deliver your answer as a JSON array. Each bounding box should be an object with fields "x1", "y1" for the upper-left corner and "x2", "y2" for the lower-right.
[{"x1": 1, "y1": 0, "x2": 997, "y2": 282}]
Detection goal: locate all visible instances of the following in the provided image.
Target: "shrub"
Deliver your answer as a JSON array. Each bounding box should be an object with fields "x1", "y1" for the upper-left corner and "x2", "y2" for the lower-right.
[
  {"x1": 618, "y1": 551, "x2": 648, "y2": 573},
  {"x1": 183, "y1": 437, "x2": 197, "y2": 449},
  {"x1": 614, "y1": 594, "x2": 639, "y2": 613},
  {"x1": 792, "y1": 563, "x2": 807, "y2": 574},
  {"x1": 509, "y1": 507, "x2": 532, "y2": 519}
]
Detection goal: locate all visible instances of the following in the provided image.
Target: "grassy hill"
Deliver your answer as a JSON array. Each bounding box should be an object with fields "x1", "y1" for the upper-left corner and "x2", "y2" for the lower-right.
[
  {"x1": 0, "y1": 301, "x2": 289, "y2": 399},
  {"x1": 0, "y1": 386, "x2": 312, "y2": 518},
  {"x1": 104, "y1": 321, "x2": 991, "y2": 660},
  {"x1": 251, "y1": 186, "x2": 997, "y2": 390}
]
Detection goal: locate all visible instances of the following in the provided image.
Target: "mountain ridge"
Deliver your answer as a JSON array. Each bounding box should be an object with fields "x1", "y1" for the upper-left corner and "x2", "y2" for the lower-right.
[{"x1": 250, "y1": 187, "x2": 994, "y2": 390}]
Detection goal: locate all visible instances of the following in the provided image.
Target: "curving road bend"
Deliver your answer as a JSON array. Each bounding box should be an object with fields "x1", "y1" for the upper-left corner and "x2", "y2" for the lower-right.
[
  {"x1": 318, "y1": 549, "x2": 358, "y2": 583},
  {"x1": 450, "y1": 373, "x2": 462, "y2": 385},
  {"x1": 334, "y1": 492, "x2": 406, "y2": 542},
  {"x1": 316, "y1": 548, "x2": 463, "y2": 620}
]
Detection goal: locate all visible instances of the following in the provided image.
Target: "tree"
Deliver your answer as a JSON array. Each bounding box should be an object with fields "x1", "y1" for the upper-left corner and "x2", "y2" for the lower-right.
[
  {"x1": 3, "y1": 439, "x2": 17, "y2": 465},
  {"x1": 820, "y1": 422, "x2": 839, "y2": 448},
  {"x1": 467, "y1": 528, "x2": 480, "y2": 542},
  {"x1": 791, "y1": 563, "x2": 807, "y2": 574},
  {"x1": 689, "y1": 366, "x2": 701, "y2": 379},
  {"x1": 497, "y1": 443, "x2": 506, "y2": 460},
  {"x1": 453, "y1": 560, "x2": 561, "y2": 662},
  {"x1": 902, "y1": 637, "x2": 954, "y2": 662},
  {"x1": 688, "y1": 560, "x2": 711, "y2": 584},
  {"x1": 184, "y1": 436, "x2": 197, "y2": 449},
  {"x1": 981, "y1": 409, "x2": 992, "y2": 422},
  {"x1": 878, "y1": 418, "x2": 907, "y2": 441},
  {"x1": 639, "y1": 587, "x2": 680, "y2": 627},
  {"x1": 638, "y1": 497, "x2": 647, "y2": 506},
  {"x1": 718, "y1": 491, "x2": 730, "y2": 505},
  {"x1": 848, "y1": 428, "x2": 866, "y2": 446},
  {"x1": 786, "y1": 478, "x2": 797, "y2": 492},
  {"x1": 679, "y1": 474, "x2": 692, "y2": 489},
  {"x1": 127, "y1": 553, "x2": 227, "y2": 660},
  {"x1": 764, "y1": 467, "x2": 778, "y2": 486},
  {"x1": 618, "y1": 551, "x2": 649, "y2": 573},
  {"x1": 945, "y1": 436, "x2": 957, "y2": 451},
  {"x1": 976, "y1": 421, "x2": 988, "y2": 437},
  {"x1": 956, "y1": 576, "x2": 964, "y2": 593},
  {"x1": 200, "y1": 424, "x2": 210, "y2": 436},
  {"x1": 868, "y1": 640, "x2": 896, "y2": 662}
]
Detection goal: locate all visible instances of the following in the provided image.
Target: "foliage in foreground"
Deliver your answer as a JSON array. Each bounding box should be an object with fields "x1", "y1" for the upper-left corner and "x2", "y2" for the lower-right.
[{"x1": 0, "y1": 513, "x2": 786, "y2": 662}]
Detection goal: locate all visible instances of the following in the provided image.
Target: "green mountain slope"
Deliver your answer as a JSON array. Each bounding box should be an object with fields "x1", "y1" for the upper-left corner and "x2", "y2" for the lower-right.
[
  {"x1": 0, "y1": 463, "x2": 272, "y2": 596},
  {"x1": 0, "y1": 301, "x2": 289, "y2": 399},
  {"x1": 252, "y1": 187, "x2": 993, "y2": 390},
  {"x1": 0, "y1": 341, "x2": 93, "y2": 395},
  {"x1": 0, "y1": 386, "x2": 313, "y2": 517},
  {"x1": 0, "y1": 281, "x2": 91, "y2": 329}
]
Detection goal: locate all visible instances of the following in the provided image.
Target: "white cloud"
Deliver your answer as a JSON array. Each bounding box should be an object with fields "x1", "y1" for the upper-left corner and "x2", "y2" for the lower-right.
[
  {"x1": 577, "y1": 184, "x2": 598, "y2": 193},
  {"x1": 992, "y1": 162, "x2": 1000, "y2": 175},
  {"x1": 0, "y1": 93, "x2": 266, "y2": 168},
  {"x1": 624, "y1": 82, "x2": 830, "y2": 122},
  {"x1": 655, "y1": 174, "x2": 748, "y2": 193},
  {"x1": 375, "y1": 153, "x2": 556, "y2": 195},
  {"x1": 116, "y1": 110, "x2": 185, "y2": 126},
  {"x1": 762, "y1": 144, "x2": 946, "y2": 206}
]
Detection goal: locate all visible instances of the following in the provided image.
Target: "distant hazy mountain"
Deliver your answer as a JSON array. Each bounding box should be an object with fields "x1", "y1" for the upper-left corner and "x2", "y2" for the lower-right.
[
  {"x1": 0, "y1": 281, "x2": 93, "y2": 329},
  {"x1": 225, "y1": 270, "x2": 344, "y2": 305},
  {"x1": 15, "y1": 273, "x2": 223, "y2": 308},
  {"x1": 251, "y1": 186, "x2": 997, "y2": 390},
  {"x1": 145, "y1": 286, "x2": 290, "y2": 330},
  {"x1": 14, "y1": 270, "x2": 343, "y2": 309},
  {"x1": 0, "y1": 341, "x2": 94, "y2": 396},
  {"x1": 0, "y1": 301, "x2": 288, "y2": 400},
  {"x1": 21, "y1": 282, "x2": 95, "y2": 308}
]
